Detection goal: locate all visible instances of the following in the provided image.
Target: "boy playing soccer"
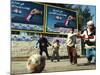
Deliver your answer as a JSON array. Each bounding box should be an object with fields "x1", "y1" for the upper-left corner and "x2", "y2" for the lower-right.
[{"x1": 66, "y1": 28, "x2": 77, "y2": 65}]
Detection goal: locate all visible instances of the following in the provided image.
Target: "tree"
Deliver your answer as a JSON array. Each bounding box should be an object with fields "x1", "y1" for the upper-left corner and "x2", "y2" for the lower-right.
[{"x1": 82, "y1": 6, "x2": 93, "y2": 29}]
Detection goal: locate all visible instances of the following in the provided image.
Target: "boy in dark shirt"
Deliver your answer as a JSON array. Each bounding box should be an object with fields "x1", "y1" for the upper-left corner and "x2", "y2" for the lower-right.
[{"x1": 36, "y1": 33, "x2": 51, "y2": 59}]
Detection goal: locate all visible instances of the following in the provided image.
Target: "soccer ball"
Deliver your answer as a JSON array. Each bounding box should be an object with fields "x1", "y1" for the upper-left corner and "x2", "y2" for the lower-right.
[{"x1": 26, "y1": 54, "x2": 46, "y2": 73}]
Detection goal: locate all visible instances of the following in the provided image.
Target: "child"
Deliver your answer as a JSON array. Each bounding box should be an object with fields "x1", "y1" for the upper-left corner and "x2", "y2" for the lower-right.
[
  {"x1": 51, "y1": 39, "x2": 60, "y2": 62},
  {"x1": 66, "y1": 28, "x2": 77, "y2": 65}
]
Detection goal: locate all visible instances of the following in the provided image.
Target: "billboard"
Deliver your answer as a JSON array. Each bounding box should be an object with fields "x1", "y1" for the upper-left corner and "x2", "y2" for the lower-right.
[
  {"x1": 46, "y1": 5, "x2": 77, "y2": 33},
  {"x1": 11, "y1": 1, "x2": 44, "y2": 31}
]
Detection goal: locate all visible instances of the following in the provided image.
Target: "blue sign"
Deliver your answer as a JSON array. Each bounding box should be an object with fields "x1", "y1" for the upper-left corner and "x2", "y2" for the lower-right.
[
  {"x1": 46, "y1": 6, "x2": 77, "y2": 33},
  {"x1": 11, "y1": 1, "x2": 44, "y2": 31}
]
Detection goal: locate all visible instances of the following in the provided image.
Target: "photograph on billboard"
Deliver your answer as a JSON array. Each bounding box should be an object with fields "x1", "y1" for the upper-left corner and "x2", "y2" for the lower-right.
[
  {"x1": 46, "y1": 5, "x2": 77, "y2": 33},
  {"x1": 11, "y1": 1, "x2": 44, "y2": 31}
]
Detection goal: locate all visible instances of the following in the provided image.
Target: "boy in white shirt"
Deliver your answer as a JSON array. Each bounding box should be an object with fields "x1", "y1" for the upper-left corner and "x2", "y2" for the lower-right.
[{"x1": 66, "y1": 28, "x2": 77, "y2": 65}]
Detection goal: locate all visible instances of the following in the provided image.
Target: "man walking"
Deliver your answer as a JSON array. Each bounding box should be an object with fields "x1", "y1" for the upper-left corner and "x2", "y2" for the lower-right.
[{"x1": 78, "y1": 20, "x2": 96, "y2": 64}]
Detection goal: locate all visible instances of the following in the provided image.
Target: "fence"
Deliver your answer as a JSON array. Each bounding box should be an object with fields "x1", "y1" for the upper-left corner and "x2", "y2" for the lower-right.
[{"x1": 11, "y1": 39, "x2": 81, "y2": 58}]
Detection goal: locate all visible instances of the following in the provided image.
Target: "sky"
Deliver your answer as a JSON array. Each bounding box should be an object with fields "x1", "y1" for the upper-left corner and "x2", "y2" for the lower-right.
[{"x1": 89, "y1": 6, "x2": 96, "y2": 26}]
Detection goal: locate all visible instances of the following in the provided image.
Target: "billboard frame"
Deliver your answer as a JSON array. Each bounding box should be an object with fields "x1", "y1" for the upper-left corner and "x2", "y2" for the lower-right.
[
  {"x1": 11, "y1": 1, "x2": 45, "y2": 33},
  {"x1": 45, "y1": 4, "x2": 78, "y2": 35}
]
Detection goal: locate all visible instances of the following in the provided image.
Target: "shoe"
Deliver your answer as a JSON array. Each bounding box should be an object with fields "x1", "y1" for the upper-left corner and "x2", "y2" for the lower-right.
[
  {"x1": 71, "y1": 62, "x2": 74, "y2": 65},
  {"x1": 57, "y1": 60, "x2": 60, "y2": 62},
  {"x1": 51, "y1": 59, "x2": 53, "y2": 62},
  {"x1": 88, "y1": 61, "x2": 91, "y2": 64},
  {"x1": 48, "y1": 57, "x2": 50, "y2": 60},
  {"x1": 91, "y1": 62, "x2": 96, "y2": 65}
]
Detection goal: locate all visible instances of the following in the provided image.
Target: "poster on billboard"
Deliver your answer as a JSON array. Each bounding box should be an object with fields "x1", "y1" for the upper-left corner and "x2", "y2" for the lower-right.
[
  {"x1": 46, "y1": 5, "x2": 78, "y2": 34},
  {"x1": 11, "y1": 1, "x2": 44, "y2": 32}
]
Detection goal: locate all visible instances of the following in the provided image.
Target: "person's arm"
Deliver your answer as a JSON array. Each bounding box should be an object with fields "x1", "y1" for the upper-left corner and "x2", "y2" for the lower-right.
[
  {"x1": 36, "y1": 40, "x2": 39, "y2": 45},
  {"x1": 58, "y1": 43, "x2": 60, "y2": 48},
  {"x1": 52, "y1": 44, "x2": 54, "y2": 49},
  {"x1": 36, "y1": 39, "x2": 39, "y2": 48},
  {"x1": 46, "y1": 38, "x2": 51, "y2": 46},
  {"x1": 48, "y1": 41, "x2": 51, "y2": 46},
  {"x1": 76, "y1": 31, "x2": 85, "y2": 39},
  {"x1": 89, "y1": 35, "x2": 96, "y2": 42}
]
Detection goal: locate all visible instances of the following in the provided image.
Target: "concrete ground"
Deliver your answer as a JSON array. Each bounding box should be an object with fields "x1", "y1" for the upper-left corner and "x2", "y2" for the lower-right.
[{"x1": 11, "y1": 57, "x2": 96, "y2": 75}]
